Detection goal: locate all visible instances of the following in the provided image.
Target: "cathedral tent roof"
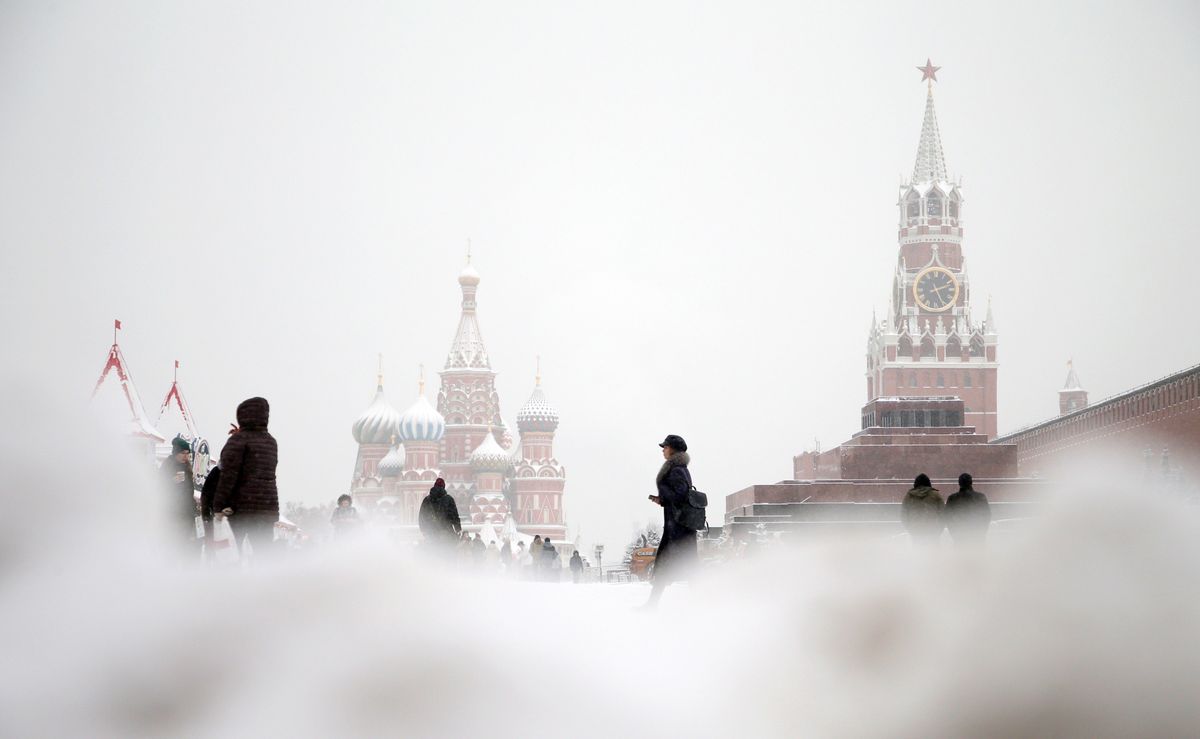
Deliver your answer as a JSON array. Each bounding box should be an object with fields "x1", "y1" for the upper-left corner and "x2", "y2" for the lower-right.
[{"x1": 445, "y1": 260, "x2": 491, "y2": 370}]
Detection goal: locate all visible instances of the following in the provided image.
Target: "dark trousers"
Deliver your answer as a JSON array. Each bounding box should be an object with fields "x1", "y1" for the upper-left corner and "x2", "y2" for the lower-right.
[{"x1": 230, "y1": 513, "x2": 278, "y2": 558}]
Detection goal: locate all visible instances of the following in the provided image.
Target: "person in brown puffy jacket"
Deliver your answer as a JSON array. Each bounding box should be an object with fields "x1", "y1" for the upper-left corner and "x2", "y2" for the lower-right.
[
  {"x1": 213, "y1": 397, "x2": 279, "y2": 557},
  {"x1": 900, "y1": 473, "x2": 944, "y2": 546}
]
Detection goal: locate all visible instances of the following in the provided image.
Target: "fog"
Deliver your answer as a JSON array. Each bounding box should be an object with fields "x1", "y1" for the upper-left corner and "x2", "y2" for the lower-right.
[
  {"x1": 2, "y1": 2, "x2": 1199, "y2": 558},
  {"x1": 3, "y1": 392, "x2": 1199, "y2": 737}
]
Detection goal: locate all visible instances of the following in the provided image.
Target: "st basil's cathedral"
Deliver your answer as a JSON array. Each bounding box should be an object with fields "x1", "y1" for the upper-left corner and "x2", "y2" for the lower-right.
[{"x1": 347, "y1": 260, "x2": 567, "y2": 541}]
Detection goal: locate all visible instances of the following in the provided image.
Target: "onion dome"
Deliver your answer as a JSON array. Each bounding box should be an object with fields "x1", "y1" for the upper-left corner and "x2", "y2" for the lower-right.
[
  {"x1": 379, "y1": 442, "x2": 405, "y2": 477},
  {"x1": 352, "y1": 384, "x2": 402, "y2": 444},
  {"x1": 398, "y1": 393, "x2": 445, "y2": 443},
  {"x1": 517, "y1": 380, "x2": 559, "y2": 433},
  {"x1": 470, "y1": 431, "x2": 511, "y2": 473},
  {"x1": 458, "y1": 262, "x2": 481, "y2": 287}
]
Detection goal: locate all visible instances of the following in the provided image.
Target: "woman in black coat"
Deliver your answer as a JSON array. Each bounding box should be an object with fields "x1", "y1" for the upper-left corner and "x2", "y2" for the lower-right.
[{"x1": 645, "y1": 434, "x2": 697, "y2": 608}]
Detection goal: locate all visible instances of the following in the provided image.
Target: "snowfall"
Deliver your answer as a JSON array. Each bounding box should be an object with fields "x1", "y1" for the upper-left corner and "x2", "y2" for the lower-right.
[{"x1": 3, "y1": 387, "x2": 1199, "y2": 738}]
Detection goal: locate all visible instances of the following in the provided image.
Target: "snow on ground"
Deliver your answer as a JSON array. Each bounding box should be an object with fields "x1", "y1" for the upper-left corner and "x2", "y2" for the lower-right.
[{"x1": 3, "y1": 385, "x2": 1200, "y2": 737}]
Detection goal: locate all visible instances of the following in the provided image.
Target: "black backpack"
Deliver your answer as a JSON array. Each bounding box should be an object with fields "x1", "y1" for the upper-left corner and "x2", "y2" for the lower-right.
[{"x1": 675, "y1": 485, "x2": 708, "y2": 532}]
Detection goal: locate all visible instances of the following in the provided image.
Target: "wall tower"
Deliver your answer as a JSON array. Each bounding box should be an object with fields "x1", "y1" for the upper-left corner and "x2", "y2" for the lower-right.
[{"x1": 865, "y1": 61, "x2": 1000, "y2": 438}]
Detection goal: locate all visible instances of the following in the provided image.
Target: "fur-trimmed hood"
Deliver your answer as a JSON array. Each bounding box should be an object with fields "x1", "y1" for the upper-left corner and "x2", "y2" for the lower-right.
[{"x1": 657, "y1": 451, "x2": 691, "y2": 483}]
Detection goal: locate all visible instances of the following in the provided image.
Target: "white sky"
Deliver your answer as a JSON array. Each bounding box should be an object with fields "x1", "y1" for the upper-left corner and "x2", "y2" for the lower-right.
[{"x1": 3, "y1": 1, "x2": 1198, "y2": 553}]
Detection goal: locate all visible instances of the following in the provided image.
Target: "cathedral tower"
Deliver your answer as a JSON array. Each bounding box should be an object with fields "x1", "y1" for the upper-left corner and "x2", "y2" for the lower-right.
[
  {"x1": 866, "y1": 61, "x2": 1000, "y2": 438},
  {"x1": 511, "y1": 366, "x2": 566, "y2": 540},
  {"x1": 349, "y1": 360, "x2": 402, "y2": 508},
  {"x1": 438, "y1": 257, "x2": 505, "y2": 514}
]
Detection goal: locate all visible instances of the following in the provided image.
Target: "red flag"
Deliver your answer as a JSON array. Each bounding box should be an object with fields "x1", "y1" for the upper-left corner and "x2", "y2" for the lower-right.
[
  {"x1": 114, "y1": 319, "x2": 122, "y2": 330},
  {"x1": 175, "y1": 360, "x2": 180, "y2": 369}
]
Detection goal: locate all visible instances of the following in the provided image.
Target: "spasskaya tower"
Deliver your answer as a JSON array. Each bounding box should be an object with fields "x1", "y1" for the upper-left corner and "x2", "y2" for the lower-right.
[{"x1": 865, "y1": 61, "x2": 999, "y2": 438}]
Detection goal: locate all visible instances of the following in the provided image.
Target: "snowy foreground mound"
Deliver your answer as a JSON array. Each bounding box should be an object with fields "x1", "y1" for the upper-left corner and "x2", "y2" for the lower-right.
[{"x1": 2, "y1": 394, "x2": 1199, "y2": 737}]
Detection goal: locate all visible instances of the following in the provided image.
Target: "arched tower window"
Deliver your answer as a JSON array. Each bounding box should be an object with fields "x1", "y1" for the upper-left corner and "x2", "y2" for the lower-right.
[
  {"x1": 920, "y1": 337, "x2": 935, "y2": 358},
  {"x1": 905, "y1": 191, "x2": 920, "y2": 220},
  {"x1": 899, "y1": 335, "x2": 913, "y2": 358},
  {"x1": 926, "y1": 192, "x2": 944, "y2": 218},
  {"x1": 948, "y1": 194, "x2": 960, "y2": 219},
  {"x1": 946, "y1": 337, "x2": 962, "y2": 359},
  {"x1": 970, "y1": 335, "x2": 985, "y2": 357}
]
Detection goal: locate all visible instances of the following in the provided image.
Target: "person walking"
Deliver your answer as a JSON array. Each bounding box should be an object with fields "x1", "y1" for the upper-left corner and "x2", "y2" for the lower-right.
[
  {"x1": 541, "y1": 537, "x2": 559, "y2": 582},
  {"x1": 569, "y1": 550, "x2": 584, "y2": 583},
  {"x1": 530, "y1": 535, "x2": 544, "y2": 577},
  {"x1": 330, "y1": 494, "x2": 361, "y2": 539},
  {"x1": 213, "y1": 397, "x2": 280, "y2": 558},
  {"x1": 485, "y1": 540, "x2": 501, "y2": 573},
  {"x1": 418, "y1": 478, "x2": 462, "y2": 556},
  {"x1": 644, "y1": 434, "x2": 699, "y2": 608},
  {"x1": 517, "y1": 540, "x2": 531, "y2": 578},
  {"x1": 471, "y1": 533, "x2": 486, "y2": 569},
  {"x1": 900, "y1": 473, "x2": 945, "y2": 546},
  {"x1": 161, "y1": 436, "x2": 198, "y2": 552},
  {"x1": 945, "y1": 472, "x2": 991, "y2": 547}
]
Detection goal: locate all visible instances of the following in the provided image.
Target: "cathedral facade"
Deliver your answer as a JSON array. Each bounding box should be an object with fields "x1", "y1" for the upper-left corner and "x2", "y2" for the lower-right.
[{"x1": 347, "y1": 261, "x2": 567, "y2": 541}]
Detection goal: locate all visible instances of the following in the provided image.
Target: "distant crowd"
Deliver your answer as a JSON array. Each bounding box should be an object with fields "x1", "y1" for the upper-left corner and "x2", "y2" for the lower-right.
[{"x1": 159, "y1": 398, "x2": 990, "y2": 595}]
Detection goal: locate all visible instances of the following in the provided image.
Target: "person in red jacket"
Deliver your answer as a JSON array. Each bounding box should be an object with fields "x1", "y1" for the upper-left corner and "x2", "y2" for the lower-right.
[{"x1": 213, "y1": 397, "x2": 279, "y2": 557}]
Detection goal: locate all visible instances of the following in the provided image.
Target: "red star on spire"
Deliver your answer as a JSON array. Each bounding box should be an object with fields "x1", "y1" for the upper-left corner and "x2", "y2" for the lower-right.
[{"x1": 917, "y1": 58, "x2": 941, "y2": 83}]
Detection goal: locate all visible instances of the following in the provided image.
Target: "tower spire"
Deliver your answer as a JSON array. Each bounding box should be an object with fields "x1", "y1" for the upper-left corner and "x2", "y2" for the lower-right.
[
  {"x1": 536, "y1": 355, "x2": 541, "y2": 387},
  {"x1": 447, "y1": 258, "x2": 490, "y2": 369},
  {"x1": 418, "y1": 363, "x2": 425, "y2": 395},
  {"x1": 912, "y1": 59, "x2": 948, "y2": 184},
  {"x1": 377, "y1": 353, "x2": 384, "y2": 387}
]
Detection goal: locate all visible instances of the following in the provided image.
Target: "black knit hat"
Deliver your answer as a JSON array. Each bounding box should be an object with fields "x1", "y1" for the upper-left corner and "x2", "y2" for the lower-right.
[
  {"x1": 659, "y1": 434, "x2": 688, "y2": 452},
  {"x1": 171, "y1": 437, "x2": 191, "y2": 454}
]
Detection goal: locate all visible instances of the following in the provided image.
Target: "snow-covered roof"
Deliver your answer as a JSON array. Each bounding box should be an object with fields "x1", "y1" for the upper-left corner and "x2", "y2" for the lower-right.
[
  {"x1": 517, "y1": 380, "x2": 559, "y2": 432},
  {"x1": 470, "y1": 430, "x2": 511, "y2": 472}
]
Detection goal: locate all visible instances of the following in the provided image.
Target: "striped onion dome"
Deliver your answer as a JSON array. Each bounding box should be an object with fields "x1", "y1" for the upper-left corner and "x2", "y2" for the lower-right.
[
  {"x1": 470, "y1": 431, "x2": 511, "y2": 473},
  {"x1": 379, "y1": 443, "x2": 405, "y2": 477},
  {"x1": 517, "y1": 382, "x2": 559, "y2": 433},
  {"x1": 398, "y1": 393, "x2": 445, "y2": 443},
  {"x1": 352, "y1": 384, "x2": 402, "y2": 444}
]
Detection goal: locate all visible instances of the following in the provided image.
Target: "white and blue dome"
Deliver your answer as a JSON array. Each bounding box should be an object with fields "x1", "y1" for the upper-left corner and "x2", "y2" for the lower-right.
[
  {"x1": 379, "y1": 443, "x2": 405, "y2": 477},
  {"x1": 398, "y1": 393, "x2": 446, "y2": 443},
  {"x1": 470, "y1": 431, "x2": 511, "y2": 473},
  {"x1": 352, "y1": 385, "x2": 402, "y2": 445}
]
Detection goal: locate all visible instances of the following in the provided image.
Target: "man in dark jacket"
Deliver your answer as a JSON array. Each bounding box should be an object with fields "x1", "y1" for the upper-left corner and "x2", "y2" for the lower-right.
[
  {"x1": 418, "y1": 478, "x2": 461, "y2": 554},
  {"x1": 569, "y1": 550, "x2": 584, "y2": 583},
  {"x1": 161, "y1": 436, "x2": 197, "y2": 550},
  {"x1": 213, "y1": 397, "x2": 279, "y2": 557},
  {"x1": 644, "y1": 434, "x2": 698, "y2": 608},
  {"x1": 900, "y1": 473, "x2": 944, "y2": 546},
  {"x1": 945, "y1": 472, "x2": 991, "y2": 547}
]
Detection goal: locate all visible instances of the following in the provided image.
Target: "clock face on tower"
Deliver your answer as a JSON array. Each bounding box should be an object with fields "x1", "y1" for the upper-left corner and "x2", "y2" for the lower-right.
[{"x1": 913, "y1": 267, "x2": 960, "y2": 312}]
